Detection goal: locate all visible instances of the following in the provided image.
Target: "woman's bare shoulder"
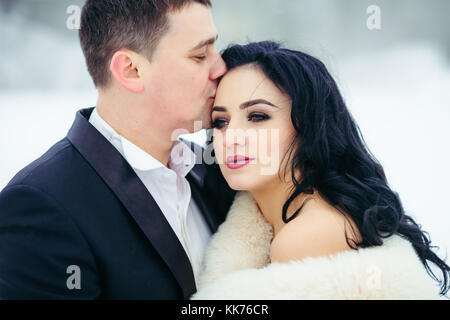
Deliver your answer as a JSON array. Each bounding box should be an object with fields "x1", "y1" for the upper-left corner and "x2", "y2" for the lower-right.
[{"x1": 269, "y1": 199, "x2": 361, "y2": 263}]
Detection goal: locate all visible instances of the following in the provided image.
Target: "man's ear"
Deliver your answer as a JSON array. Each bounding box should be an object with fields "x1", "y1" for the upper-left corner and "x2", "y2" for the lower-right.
[{"x1": 109, "y1": 50, "x2": 144, "y2": 93}]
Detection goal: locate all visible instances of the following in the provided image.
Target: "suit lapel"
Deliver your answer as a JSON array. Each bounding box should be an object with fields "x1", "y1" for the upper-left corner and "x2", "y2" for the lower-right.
[
  {"x1": 66, "y1": 107, "x2": 196, "y2": 299},
  {"x1": 187, "y1": 168, "x2": 221, "y2": 234}
]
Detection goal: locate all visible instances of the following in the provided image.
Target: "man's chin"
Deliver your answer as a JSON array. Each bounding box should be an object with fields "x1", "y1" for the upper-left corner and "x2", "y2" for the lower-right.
[
  {"x1": 178, "y1": 104, "x2": 213, "y2": 134},
  {"x1": 197, "y1": 110, "x2": 214, "y2": 131},
  {"x1": 183, "y1": 117, "x2": 209, "y2": 134},
  {"x1": 206, "y1": 98, "x2": 215, "y2": 114}
]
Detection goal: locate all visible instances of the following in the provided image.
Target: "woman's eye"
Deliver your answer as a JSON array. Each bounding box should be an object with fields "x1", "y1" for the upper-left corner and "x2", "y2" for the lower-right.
[
  {"x1": 248, "y1": 113, "x2": 270, "y2": 122},
  {"x1": 211, "y1": 119, "x2": 228, "y2": 129}
]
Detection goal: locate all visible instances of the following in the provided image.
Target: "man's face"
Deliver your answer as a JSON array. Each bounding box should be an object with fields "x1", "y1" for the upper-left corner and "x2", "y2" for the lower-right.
[{"x1": 142, "y1": 2, "x2": 226, "y2": 134}]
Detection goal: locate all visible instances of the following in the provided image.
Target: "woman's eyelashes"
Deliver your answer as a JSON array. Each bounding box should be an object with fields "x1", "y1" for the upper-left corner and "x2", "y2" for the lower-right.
[
  {"x1": 211, "y1": 112, "x2": 271, "y2": 129},
  {"x1": 211, "y1": 118, "x2": 228, "y2": 129},
  {"x1": 248, "y1": 113, "x2": 270, "y2": 122}
]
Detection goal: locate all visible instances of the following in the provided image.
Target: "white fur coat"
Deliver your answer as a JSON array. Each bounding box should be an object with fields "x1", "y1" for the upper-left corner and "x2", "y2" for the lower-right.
[{"x1": 191, "y1": 191, "x2": 443, "y2": 300}]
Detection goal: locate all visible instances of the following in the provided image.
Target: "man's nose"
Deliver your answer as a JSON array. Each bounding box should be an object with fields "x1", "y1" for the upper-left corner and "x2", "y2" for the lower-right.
[{"x1": 210, "y1": 51, "x2": 227, "y2": 80}]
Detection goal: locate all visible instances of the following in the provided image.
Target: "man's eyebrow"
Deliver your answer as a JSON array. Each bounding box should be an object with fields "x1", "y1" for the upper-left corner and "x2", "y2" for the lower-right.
[
  {"x1": 189, "y1": 34, "x2": 218, "y2": 51},
  {"x1": 212, "y1": 99, "x2": 279, "y2": 113}
]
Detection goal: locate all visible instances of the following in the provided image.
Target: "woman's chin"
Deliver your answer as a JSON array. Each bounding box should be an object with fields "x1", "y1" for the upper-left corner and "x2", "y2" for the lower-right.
[
  {"x1": 219, "y1": 163, "x2": 277, "y2": 192},
  {"x1": 222, "y1": 175, "x2": 259, "y2": 192}
]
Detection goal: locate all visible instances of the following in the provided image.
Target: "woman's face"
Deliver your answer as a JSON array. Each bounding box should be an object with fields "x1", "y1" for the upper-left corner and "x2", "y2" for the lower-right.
[{"x1": 211, "y1": 63, "x2": 297, "y2": 191}]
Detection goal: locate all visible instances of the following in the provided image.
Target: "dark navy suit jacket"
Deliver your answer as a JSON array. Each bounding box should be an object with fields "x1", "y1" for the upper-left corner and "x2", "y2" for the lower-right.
[{"x1": 0, "y1": 107, "x2": 236, "y2": 299}]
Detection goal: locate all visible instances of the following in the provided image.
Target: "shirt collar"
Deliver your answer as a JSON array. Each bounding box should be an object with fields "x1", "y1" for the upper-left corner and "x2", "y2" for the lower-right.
[
  {"x1": 89, "y1": 107, "x2": 197, "y2": 175},
  {"x1": 169, "y1": 140, "x2": 197, "y2": 177}
]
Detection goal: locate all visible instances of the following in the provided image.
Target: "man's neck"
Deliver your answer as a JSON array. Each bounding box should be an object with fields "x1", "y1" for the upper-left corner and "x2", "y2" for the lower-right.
[{"x1": 96, "y1": 101, "x2": 174, "y2": 168}]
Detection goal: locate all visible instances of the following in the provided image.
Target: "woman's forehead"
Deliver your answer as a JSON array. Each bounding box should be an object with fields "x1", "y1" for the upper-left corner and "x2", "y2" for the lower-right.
[{"x1": 216, "y1": 65, "x2": 289, "y2": 106}]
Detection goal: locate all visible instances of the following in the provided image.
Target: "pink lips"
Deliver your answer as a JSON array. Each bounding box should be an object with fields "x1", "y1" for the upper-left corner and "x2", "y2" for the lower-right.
[{"x1": 226, "y1": 155, "x2": 254, "y2": 170}]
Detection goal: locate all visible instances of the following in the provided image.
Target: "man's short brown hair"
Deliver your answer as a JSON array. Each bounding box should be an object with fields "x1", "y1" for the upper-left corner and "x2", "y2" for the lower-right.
[{"x1": 79, "y1": 0, "x2": 212, "y2": 88}]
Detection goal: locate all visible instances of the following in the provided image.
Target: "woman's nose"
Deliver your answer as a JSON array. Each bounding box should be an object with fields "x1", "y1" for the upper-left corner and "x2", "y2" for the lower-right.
[{"x1": 223, "y1": 123, "x2": 248, "y2": 148}]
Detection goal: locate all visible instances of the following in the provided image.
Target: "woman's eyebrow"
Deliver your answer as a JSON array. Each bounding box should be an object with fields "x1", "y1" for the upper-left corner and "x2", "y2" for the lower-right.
[
  {"x1": 239, "y1": 99, "x2": 279, "y2": 109},
  {"x1": 212, "y1": 99, "x2": 279, "y2": 113},
  {"x1": 211, "y1": 106, "x2": 227, "y2": 112}
]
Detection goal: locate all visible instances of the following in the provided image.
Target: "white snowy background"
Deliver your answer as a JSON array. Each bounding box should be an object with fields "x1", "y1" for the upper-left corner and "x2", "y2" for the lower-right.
[{"x1": 0, "y1": 0, "x2": 449, "y2": 291}]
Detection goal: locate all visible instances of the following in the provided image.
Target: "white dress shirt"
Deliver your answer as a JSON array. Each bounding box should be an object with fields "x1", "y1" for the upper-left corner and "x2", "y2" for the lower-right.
[{"x1": 89, "y1": 107, "x2": 211, "y2": 285}]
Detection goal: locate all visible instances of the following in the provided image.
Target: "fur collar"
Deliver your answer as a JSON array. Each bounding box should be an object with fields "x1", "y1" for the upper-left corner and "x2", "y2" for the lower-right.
[{"x1": 192, "y1": 191, "x2": 442, "y2": 299}]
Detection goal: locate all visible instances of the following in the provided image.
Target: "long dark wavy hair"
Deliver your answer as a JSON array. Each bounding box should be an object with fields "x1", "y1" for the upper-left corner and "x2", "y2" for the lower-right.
[{"x1": 217, "y1": 41, "x2": 449, "y2": 295}]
